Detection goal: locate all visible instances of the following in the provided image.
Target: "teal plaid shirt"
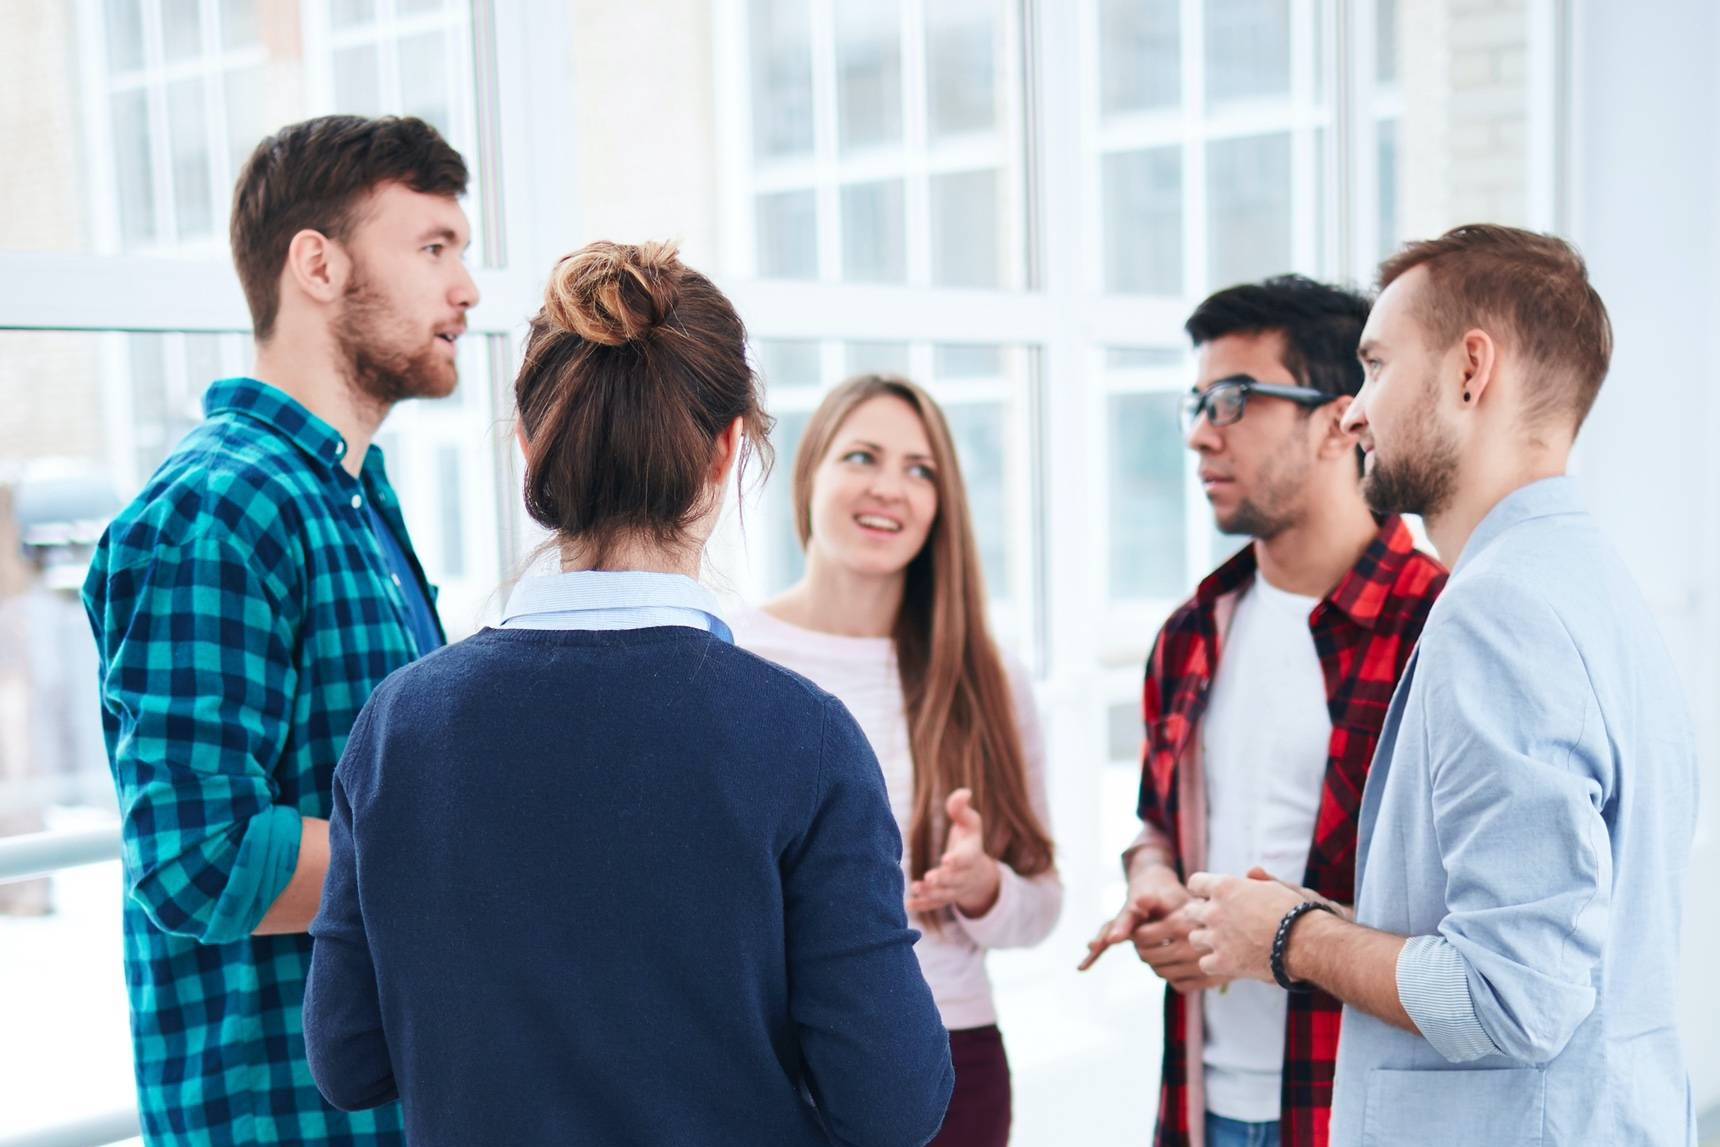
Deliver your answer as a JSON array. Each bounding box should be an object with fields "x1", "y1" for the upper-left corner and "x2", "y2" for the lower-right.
[{"x1": 84, "y1": 377, "x2": 443, "y2": 1145}]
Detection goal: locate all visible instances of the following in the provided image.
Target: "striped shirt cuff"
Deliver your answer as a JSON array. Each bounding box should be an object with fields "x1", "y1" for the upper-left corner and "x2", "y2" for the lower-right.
[{"x1": 1396, "y1": 934, "x2": 1501, "y2": 1063}]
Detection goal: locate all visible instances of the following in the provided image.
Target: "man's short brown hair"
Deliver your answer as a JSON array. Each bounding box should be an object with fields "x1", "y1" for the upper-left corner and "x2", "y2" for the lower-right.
[
  {"x1": 1379, "y1": 223, "x2": 1613, "y2": 432},
  {"x1": 230, "y1": 115, "x2": 468, "y2": 340}
]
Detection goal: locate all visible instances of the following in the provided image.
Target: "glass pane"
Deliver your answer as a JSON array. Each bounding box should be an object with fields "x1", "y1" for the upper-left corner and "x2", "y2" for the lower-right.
[
  {"x1": 935, "y1": 344, "x2": 1003, "y2": 380},
  {"x1": 840, "y1": 179, "x2": 906, "y2": 283},
  {"x1": 844, "y1": 341, "x2": 911, "y2": 376},
  {"x1": 128, "y1": 333, "x2": 169, "y2": 437},
  {"x1": 1314, "y1": 124, "x2": 1329, "y2": 272},
  {"x1": 755, "y1": 189, "x2": 818, "y2": 279},
  {"x1": 1099, "y1": 0, "x2": 1180, "y2": 116},
  {"x1": 930, "y1": 168, "x2": 1000, "y2": 289},
  {"x1": 1377, "y1": 0, "x2": 1400, "y2": 86},
  {"x1": 2, "y1": 4, "x2": 476, "y2": 260},
  {"x1": 926, "y1": 0, "x2": 996, "y2": 138},
  {"x1": 1378, "y1": 118, "x2": 1399, "y2": 259},
  {"x1": 399, "y1": 31, "x2": 450, "y2": 134},
  {"x1": 333, "y1": 43, "x2": 383, "y2": 116},
  {"x1": 757, "y1": 339, "x2": 823, "y2": 389},
  {"x1": 435, "y1": 445, "x2": 466, "y2": 578},
  {"x1": 111, "y1": 89, "x2": 156, "y2": 247},
  {"x1": 167, "y1": 79, "x2": 214, "y2": 240},
  {"x1": 749, "y1": 0, "x2": 815, "y2": 159},
  {"x1": 1102, "y1": 147, "x2": 1183, "y2": 295},
  {"x1": 1205, "y1": 0, "x2": 1291, "y2": 105},
  {"x1": 1106, "y1": 347, "x2": 1184, "y2": 370},
  {"x1": 400, "y1": 0, "x2": 444, "y2": 13},
  {"x1": 1107, "y1": 699, "x2": 1143, "y2": 763},
  {"x1": 330, "y1": 0, "x2": 376, "y2": 30},
  {"x1": 942, "y1": 401, "x2": 1010, "y2": 601},
  {"x1": 1206, "y1": 132, "x2": 1292, "y2": 290},
  {"x1": 759, "y1": 408, "x2": 811, "y2": 593},
  {"x1": 219, "y1": 0, "x2": 260, "y2": 49},
  {"x1": 835, "y1": 0, "x2": 903, "y2": 152},
  {"x1": 161, "y1": 0, "x2": 204, "y2": 64},
  {"x1": 223, "y1": 66, "x2": 268, "y2": 177},
  {"x1": 1108, "y1": 391, "x2": 1187, "y2": 600},
  {"x1": 104, "y1": 0, "x2": 146, "y2": 72}
]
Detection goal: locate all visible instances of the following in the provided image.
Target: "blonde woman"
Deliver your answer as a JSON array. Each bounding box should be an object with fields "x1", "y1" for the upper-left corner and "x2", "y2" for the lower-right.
[{"x1": 735, "y1": 374, "x2": 1061, "y2": 1147}]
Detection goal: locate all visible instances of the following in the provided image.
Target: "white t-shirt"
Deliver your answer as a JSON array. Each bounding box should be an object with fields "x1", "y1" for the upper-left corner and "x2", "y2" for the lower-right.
[
  {"x1": 730, "y1": 605, "x2": 1063, "y2": 1031},
  {"x1": 1199, "y1": 575, "x2": 1332, "y2": 1123}
]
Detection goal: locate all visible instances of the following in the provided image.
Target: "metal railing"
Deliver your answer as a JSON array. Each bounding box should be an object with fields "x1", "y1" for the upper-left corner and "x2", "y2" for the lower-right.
[
  {"x1": 0, "y1": 827, "x2": 123, "y2": 885},
  {"x1": 1, "y1": 827, "x2": 142, "y2": 1147}
]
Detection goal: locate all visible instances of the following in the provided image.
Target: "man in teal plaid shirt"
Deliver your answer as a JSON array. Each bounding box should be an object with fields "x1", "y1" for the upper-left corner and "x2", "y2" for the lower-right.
[{"x1": 83, "y1": 115, "x2": 478, "y2": 1144}]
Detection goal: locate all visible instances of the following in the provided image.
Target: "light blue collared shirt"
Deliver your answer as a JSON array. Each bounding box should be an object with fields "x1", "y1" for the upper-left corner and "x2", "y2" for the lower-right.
[
  {"x1": 499, "y1": 570, "x2": 733, "y2": 644},
  {"x1": 1334, "y1": 478, "x2": 1698, "y2": 1146}
]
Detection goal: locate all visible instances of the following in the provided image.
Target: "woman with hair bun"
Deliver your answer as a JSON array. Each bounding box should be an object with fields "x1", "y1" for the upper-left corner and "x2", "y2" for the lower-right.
[{"x1": 303, "y1": 241, "x2": 954, "y2": 1147}]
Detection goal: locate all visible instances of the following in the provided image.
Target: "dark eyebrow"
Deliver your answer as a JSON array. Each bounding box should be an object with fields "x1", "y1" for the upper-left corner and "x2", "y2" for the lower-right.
[
  {"x1": 416, "y1": 226, "x2": 466, "y2": 248},
  {"x1": 1357, "y1": 338, "x2": 1380, "y2": 360}
]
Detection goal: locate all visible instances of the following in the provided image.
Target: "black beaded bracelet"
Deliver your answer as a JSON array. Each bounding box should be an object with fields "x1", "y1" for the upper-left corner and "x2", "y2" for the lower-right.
[{"x1": 1270, "y1": 900, "x2": 1335, "y2": 992}]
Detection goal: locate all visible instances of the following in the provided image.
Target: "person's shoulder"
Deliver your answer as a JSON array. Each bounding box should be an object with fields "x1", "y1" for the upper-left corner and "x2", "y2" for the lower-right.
[
  {"x1": 101, "y1": 418, "x2": 317, "y2": 572},
  {"x1": 1389, "y1": 544, "x2": 1449, "y2": 600},
  {"x1": 1142, "y1": 592, "x2": 1207, "y2": 680},
  {"x1": 710, "y1": 637, "x2": 845, "y2": 716}
]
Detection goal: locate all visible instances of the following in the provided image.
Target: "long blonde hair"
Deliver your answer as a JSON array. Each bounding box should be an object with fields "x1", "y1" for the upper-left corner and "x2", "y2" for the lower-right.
[{"x1": 792, "y1": 375, "x2": 1054, "y2": 883}]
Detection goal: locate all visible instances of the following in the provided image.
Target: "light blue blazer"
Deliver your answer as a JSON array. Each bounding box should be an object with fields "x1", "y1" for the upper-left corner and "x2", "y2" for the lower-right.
[{"x1": 1333, "y1": 478, "x2": 1698, "y2": 1146}]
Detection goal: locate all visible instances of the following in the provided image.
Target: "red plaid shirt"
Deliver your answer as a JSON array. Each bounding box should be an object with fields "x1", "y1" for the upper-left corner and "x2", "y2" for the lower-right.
[{"x1": 1136, "y1": 516, "x2": 1446, "y2": 1147}]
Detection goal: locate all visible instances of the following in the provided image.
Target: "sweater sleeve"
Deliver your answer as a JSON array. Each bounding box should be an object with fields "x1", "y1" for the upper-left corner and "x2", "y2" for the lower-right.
[
  {"x1": 954, "y1": 659, "x2": 1063, "y2": 950},
  {"x1": 786, "y1": 697, "x2": 953, "y2": 1147},
  {"x1": 303, "y1": 701, "x2": 399, "y2": 1111}
]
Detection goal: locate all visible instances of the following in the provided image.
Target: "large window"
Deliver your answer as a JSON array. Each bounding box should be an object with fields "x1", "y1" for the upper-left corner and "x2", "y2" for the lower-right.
[{"x1": 735, "y1": 0, "x2": 1027, "y2": 288}]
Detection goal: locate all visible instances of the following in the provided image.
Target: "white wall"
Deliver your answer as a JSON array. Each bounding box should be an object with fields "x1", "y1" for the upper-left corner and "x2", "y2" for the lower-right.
[{"x1": 1569, "y1": 0, "x2": 1720, "y2": 1118}]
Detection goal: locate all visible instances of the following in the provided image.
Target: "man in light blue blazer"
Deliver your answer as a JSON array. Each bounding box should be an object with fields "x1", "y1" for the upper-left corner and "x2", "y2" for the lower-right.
[{"x1": 1182, "y1": 224, "x2": 1698, "y2": 1146}]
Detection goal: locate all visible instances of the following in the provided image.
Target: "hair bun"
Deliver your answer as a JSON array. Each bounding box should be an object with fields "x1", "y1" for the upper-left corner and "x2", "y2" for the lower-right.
[{"x1": 542, "y1": 240, "x2": 682, "y2": 347}]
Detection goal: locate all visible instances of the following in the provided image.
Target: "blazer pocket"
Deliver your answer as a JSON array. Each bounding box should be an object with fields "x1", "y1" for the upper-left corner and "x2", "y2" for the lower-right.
[{"x1": 1362, "y1": 1066, "x2": 1545, "y2": 1147}]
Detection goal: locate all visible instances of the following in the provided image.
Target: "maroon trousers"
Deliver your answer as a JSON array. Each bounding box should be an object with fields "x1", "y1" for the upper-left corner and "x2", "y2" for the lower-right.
[{"x1": 929, "y1": 1025, "x2": 1012, "y2": 1147}]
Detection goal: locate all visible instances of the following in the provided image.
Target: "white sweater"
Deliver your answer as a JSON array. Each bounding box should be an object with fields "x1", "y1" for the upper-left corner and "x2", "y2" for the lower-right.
[{"x1": 731, "y1": 605, "x2": 1063, "y2": 1030}]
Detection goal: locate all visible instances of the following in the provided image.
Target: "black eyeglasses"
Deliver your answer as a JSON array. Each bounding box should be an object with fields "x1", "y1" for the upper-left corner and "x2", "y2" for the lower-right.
[{"x1": 1181, "y1": 375, "x2": 1337, "y2": 433}]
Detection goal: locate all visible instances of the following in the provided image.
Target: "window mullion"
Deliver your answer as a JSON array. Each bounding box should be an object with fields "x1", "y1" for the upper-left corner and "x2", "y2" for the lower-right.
[{"x1": 810, "y1": 0, "x2": 842, "y2": 282}]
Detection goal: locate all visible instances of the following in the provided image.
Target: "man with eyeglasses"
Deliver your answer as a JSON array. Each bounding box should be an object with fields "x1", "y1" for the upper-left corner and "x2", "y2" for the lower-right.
[{"x1": 1081, "y1": 275, "x2": 1446, "y2": 1147}]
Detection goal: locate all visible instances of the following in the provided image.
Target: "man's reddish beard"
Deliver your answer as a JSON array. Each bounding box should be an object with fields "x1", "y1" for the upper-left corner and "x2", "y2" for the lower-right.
[
  {"x1": 332, "y1": 265, "x2": 458, "y2": 408},
  {"x1": 1362, "y1": 372, "x2": 1460, "y2": 519}
]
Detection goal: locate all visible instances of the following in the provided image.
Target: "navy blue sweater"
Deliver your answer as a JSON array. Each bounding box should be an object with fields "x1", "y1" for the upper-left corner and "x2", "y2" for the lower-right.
[{"x1": 303, "y1": 626, "x2": 953, "y2": 1146}]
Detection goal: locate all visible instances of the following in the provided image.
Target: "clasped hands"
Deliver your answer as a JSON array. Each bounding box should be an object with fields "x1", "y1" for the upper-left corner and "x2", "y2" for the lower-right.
[{"x1": 1080, "y1": 865, "x2": 1341, "y2": 988}]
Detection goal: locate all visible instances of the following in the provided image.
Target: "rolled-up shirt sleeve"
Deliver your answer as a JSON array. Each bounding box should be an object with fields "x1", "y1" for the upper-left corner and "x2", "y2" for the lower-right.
[
  {"x1": 94, "y1": 528, "x2": 304, "y2": 944},
  {"x1": 1396, "y1": 934, "x2": 1501, "y2": 1061},
  {"x1": 1410, "y1": 575, "x2": 1611, "y2": 1066}
]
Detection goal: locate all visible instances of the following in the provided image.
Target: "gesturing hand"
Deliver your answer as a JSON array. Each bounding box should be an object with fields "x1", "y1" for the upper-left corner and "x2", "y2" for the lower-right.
[
  {"x1": 1079, "y1": 866, "x2": 1223, "y2": 993},
  {"x1": 907, "y1": 789, "x2": 1002, "y2": 918}
]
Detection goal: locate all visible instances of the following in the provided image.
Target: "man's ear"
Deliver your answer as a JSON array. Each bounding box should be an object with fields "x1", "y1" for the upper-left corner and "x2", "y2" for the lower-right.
[
  {"x1": 1319, "y1": 394, "x2": 1361, "y2": 460},
  {"x1": 1457, "y1": 328, "x2": 1499, "y2": 408},
  {"x1": 281, "y1": 229, "x2": 350, "y2": 307}
]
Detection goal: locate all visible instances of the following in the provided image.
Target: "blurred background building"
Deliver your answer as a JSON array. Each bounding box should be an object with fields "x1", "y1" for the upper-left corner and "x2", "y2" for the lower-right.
[{"x1": 0, "y1": 1, "x2": 1713, "y2": 1143}]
